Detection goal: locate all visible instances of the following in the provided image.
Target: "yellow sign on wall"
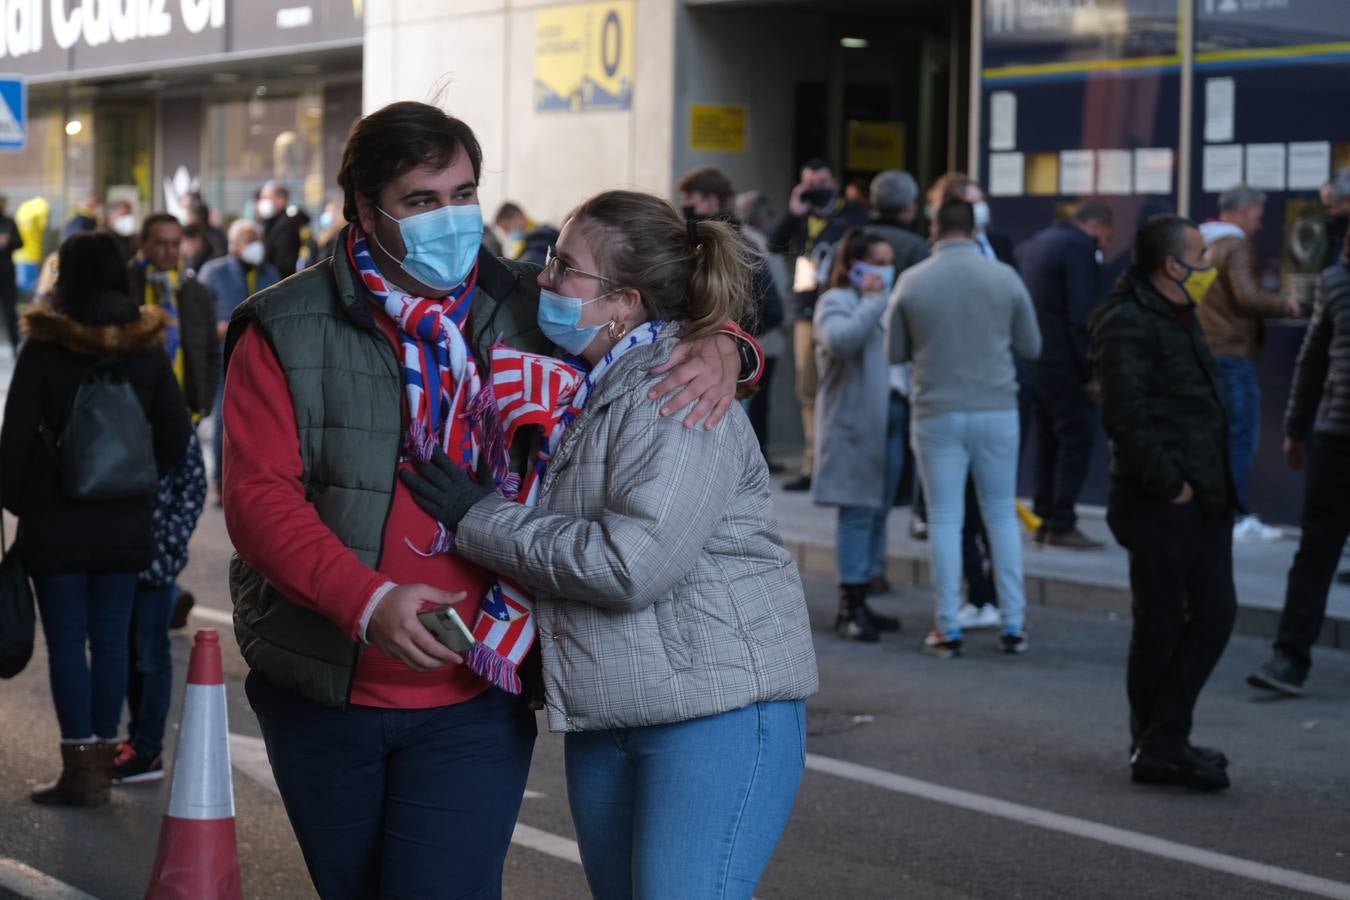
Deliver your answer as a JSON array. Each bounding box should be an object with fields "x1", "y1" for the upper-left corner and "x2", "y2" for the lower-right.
[
  {"x1": 534, "y1": 1, "x2": 635, "y2": 113},
  {"x1": 689, "y1": 105, "x2": 746, "y2": 153},
  {"x1": 846, "y1": 121, "x2": 905, "y2": 172}
]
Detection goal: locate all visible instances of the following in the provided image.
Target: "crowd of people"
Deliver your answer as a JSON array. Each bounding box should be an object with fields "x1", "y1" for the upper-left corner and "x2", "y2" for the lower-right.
[{"x1": 2, "y1": 95, "x2": 1349, "y2": 895}]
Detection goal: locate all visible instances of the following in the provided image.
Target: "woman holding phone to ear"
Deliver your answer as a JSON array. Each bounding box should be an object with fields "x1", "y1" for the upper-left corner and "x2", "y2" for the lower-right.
[
  {"x1": 399, "y1": 190, "x2": 817, "y2": 900},
  {"x1": 812, "y1": 229, "x2": 906, "y2": 643}
]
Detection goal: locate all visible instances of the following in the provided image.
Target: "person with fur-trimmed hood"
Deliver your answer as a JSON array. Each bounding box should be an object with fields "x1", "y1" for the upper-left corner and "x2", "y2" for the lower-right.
[{"x1": 0, "y1": 232, "x2": 192, "y2": 807}]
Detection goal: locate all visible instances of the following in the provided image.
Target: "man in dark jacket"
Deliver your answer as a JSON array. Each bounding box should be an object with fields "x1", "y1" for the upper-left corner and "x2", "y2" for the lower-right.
[
  {"x1": 770, "y1": 159, "x2": 869, "y2": 491},
  {"x1": 867, "y1": 170, "x2": 929, "y2": 272},
  {"x1": 1248, "y1": 230, "x2": 1350, "y2": 696},
  {"x1": 257, "y1": 181, "x2": 302, "y2": 277},
  {"x1": 0, "y1": 194, "x2": 23, "y2": 352},
  {"x1": 1090, "y1": 214, "x2": 1236, "y2": 791},
  {"x1": 1018, "y1": 201, "x2": 1113, "y2": 549}
]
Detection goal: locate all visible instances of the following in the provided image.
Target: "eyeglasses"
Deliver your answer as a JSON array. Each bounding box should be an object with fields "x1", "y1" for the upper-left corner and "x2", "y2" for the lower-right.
[{"x1": 543, "y1": 247, "x2": 616, "y2": 289}]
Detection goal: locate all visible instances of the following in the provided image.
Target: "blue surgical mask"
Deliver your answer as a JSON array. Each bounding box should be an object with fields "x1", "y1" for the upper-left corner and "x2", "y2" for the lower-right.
[
  {"x1": 375, "y1": 203, "x2": 482, "y2": 292},
  {"x1": 318, "y1": 210, "x2": 334, "y2": 231},
  {"x1": 538, "y1": 288, "x2": 614, "y2": 355},
  {"x1": 850, "y1": 261, "x2": 897, "y2": 295}
]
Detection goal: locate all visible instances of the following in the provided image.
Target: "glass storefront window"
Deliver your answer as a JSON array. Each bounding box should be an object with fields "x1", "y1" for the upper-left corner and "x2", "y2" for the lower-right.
[{"x1": 202, "y1": 89, "x2": 325, "y2": 221}]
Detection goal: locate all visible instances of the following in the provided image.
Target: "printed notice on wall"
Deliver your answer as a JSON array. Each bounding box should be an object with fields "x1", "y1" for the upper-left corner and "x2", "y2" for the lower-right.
[
  {"x1": 1202, "y1": 144, "x2": 1244, "y2": 193},
  {"x1": 1059, "y1": 150, "x2": 1095, "y2": 195},
  {"x1": 989, "y1": 152, "x2": 1025, "y2": 196},
  {"x1": 1288, "y1": 141, "x2": 1332, "y2": 190},
  {"x1": 990, "y1": 92, "x2": 1017, "y2": 151},
  {"x1": 1204, "y1": 78, "x2": 1235, "y2": 144},
  {"x1": 1245, "y1": 143, "x2": 1287, "y2": 191},
  {"x1": 1095, "y1": 150, "x2": 1132, "y2": 195},
  {"x1": 1134, "y1": 148, "x2": 1174, "y2": 195}
]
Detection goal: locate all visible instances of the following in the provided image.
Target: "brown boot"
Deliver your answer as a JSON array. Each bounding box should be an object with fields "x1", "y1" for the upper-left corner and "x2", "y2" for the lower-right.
[{"x1": 31, "y1": 742, "x2": 113, "y2": 807}]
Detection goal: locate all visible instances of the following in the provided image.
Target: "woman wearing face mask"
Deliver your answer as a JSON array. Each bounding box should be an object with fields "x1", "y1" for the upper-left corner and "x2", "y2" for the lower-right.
[
  {"x1": 399, "y1": 189, "x2": 817, "y2": 900},
  {"x1": 811, "y1": 229, "x2": 906, "y2": 642}
]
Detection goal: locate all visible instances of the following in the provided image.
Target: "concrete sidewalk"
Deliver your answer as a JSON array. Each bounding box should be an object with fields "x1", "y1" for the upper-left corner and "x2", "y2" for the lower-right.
[{"x1": 769, "y1": 475, "x2": 1350, "y2": 652}]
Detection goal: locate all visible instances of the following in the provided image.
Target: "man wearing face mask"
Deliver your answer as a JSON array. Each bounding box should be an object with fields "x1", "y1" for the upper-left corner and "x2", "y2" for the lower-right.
[
  {"x1": 769, "y1": 159, "x2": 870, "y2": 491},
  {"x1": 256, "y1": 180, "x2": 303, "y2": 277},
  {"x1": 1017, "y1": 201, "x2": 1114, "y2": 550},
  {"x1": 219, "y1": 101, "x2": 761, "y2": 899},
  {"x1": 1090, "y1": 215, "x2": 1237, "y2": 791},
  {"x1": 198, "y1": 219, "x2": 280, "y2": 505}
]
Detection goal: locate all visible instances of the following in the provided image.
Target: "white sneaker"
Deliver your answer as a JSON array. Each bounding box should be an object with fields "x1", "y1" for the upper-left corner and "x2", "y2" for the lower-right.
[
  {"x1": 1233, "y1": 515, "x2": 1282, "y2": 543},
  {"x1": 956, "y1": 602, "x2": 1001, "y2": 630}
]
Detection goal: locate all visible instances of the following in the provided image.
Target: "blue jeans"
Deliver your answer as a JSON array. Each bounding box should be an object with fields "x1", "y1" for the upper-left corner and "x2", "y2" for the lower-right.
[
  {"x1": 245, "y1": 673, "x2": 536, "y2": 900},
  {"x1": 1215, "y1": 356, "x2": 1258, "y2": 512},
  {"x1": 836, "y1": 392, "x2": 909, "y2": 584},
  {"x1": 32, "y1": 572, "x2": 139, "y2": 740},
  {"x1": 127, "y1": 582, "x2": 176, "y2": 757},
  {"x1": 566, "y1": 700, "x2": 806, "y2": 900},
  {"x1": 912, "y1": 410, "x2": 1026, "y2": 638}
]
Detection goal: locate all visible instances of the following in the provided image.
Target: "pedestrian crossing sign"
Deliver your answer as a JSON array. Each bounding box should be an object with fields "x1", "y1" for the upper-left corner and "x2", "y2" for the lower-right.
[{"x1": 0, "y1": 76, "x2": 26, "y2": 152}]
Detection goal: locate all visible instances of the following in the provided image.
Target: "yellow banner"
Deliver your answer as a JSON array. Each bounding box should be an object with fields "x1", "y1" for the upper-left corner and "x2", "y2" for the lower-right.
[
  {"x1": 846, "y1": 121, "x2": 905, "y2": 172},
  {"x1": 689, "y1": 105, "x2": 746, "y2": 153},
  {"x1": 534, "y1": 1, "x2": 635, "y2": 113}
]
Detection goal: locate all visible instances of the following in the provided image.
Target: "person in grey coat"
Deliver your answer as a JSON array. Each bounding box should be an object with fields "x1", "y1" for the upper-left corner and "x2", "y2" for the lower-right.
[
  {"x1": 401, "y1": 190, "x2": 817, "y2": 900},
  {"x1": 813, "y1": 228, "x2": 905, "y2": 641}
]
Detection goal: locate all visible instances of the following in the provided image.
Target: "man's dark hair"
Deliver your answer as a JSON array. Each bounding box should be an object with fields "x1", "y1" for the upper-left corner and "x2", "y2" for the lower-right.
[
  {"x1": 677, "y1": 167, "x2": 735, "y2": 208},
  {"x1": 802, "y1": 157, "x2": 834, "y2": 176},
  {"x1": 935, "y1": 199, "x2": 975, "y2": 236},
  {"x1": 1073, "y1": 200, "x2": 1114, "y2": 226},
  {"x1": 1133, "y1": 214, "x2": 1196, "y2": 275},
  {"x1": 183, "y1": 223, "x2": 203, "y2": 239},
  {"x1": 338, "y1": 101, "x2": 484, "y2": 223},
  {"x1": 54, "y1": 232, "x2": 131, "y2": 317},
  {"x1": 140, "y1": 212, "x2": 181, "y2": 243},
  {"x1": 494, "y1": 202, "x2": 524, "y2": 225}
]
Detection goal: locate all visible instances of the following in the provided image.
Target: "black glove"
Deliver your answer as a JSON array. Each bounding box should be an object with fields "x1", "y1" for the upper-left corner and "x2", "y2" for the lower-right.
[{"x1": 399, "y1": 445, "x2": 495, "y2": 529}]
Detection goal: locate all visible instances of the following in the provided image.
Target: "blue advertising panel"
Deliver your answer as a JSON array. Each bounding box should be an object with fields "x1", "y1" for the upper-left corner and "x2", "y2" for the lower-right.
[
  {"x1": 983, "y1": 0, "x2": 1180, "y2": 72},
  {"x1": 1196, "y1": 0, "x2": 1350, "y2": 53},
  {"x1": 0, "y1": 75, "x2": 26, "y2": 152}
]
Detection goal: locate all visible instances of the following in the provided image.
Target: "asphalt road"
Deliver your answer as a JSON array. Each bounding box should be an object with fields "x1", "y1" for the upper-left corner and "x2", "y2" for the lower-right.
[{"x1": 1, "y1": 506, "x2": 1348, "y2": 900}]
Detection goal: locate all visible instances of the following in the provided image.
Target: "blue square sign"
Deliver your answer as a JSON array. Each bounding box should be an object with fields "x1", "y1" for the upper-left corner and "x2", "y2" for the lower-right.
[{"x1": 0, "y1": 76, "x2": 27, "y2": 152}]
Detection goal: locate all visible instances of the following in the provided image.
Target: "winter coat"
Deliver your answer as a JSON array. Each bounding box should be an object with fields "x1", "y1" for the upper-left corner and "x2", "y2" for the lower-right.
[
  {"x1": 812, "y1": 286, "x2": 892, "y2": 508},
  {"x1": 0, "y1": 295, "x2": 192, "y2": 575},
  {"x1": 454, "y1": 326, "x2": 819, "y2": 733},
  {"x1": 198, "y1": 254, "x2": 281, "y2": 325},
  {"x1": 127, "y1": 261, "x2": 220, "y2": 417},
  {"x1": 1285, "y1": 259, "x2": 1350, "y2": 440},
  {"x1": 1015, "y1": 221, "x2": 1105, "y2": 381},
  {"x1": 1196, "y1": 222, "x2": 1290, "y2": 360},
  {"x1": 1089, "y1": 272, "x2": 1236, "y2": 518},
  {"x1": 262, "y1": 213, "x2": 302, "y2": 277}
]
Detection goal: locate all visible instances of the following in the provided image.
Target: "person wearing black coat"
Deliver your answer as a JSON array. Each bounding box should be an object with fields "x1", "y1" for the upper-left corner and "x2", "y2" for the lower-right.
[
  {"x1": 1248, "y1": 233, "x2": 1350, "y2": 696},
  {"x1": 1017, "y1": 203, "x2": 1113, "y2": 549},
  {"x1": 0, "y1": 233, "x2": 192, "y2": 807},
  {"x1": 1089, "y1": 215, "x2": 1236, "y2": 792},
  {"x1": 258, "y1": 181, "x2": 303, "y2": 277}
]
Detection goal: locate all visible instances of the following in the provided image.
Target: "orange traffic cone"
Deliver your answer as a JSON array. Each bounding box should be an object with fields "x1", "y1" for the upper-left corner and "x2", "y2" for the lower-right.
[{"x1": 144, "y1": 629, "x2": 243, "y2": 900}]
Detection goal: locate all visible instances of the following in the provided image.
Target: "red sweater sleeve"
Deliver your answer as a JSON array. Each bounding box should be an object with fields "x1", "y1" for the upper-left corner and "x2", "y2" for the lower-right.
[{"x1": 222, "y1": 327, "x2": 387, "y2": 639}]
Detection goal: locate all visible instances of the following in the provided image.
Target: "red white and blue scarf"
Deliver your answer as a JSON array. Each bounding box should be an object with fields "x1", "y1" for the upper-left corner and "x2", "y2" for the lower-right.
[{"x1": 464, "y1": 322, "x2": 666, "y2": 693}]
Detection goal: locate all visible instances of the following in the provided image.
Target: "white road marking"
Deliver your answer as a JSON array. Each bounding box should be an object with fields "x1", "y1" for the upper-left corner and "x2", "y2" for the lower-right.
[
  {"x1": 189, "y1": 605, "x2": 234, "y2": 627},
  {"x1": 806, "y1": 753, "x2": 1350, "y2": 900},
  {"x1": 510, "y1": 824, "x2": 581, "y2": 864},
  {"x1": 0, "y1": 858, "x2": 101, "y2": 900}
]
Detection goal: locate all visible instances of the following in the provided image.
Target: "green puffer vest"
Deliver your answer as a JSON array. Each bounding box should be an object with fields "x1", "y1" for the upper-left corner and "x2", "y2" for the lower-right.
[{"x1": 223, "y1": 231, "x2": 548, "y2": 708}]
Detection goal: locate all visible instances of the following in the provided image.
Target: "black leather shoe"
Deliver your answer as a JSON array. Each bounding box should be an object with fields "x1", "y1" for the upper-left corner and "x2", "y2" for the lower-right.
[
  {"x1": 1247, "y1": 654, "x2": 1306, "y2": 696},
  {"x1": 782, "y1": 475, "x2": 812, "y2": 492},
  {"x1": 864, "y1": 603, "x2": 900, "y2": 632},
  {"x1": 1189, "y1": 744, "x2": 1229, "y2": 770},
  {"x1": 1130, "y1": 746, "x2": 1230, "y2": 791}
]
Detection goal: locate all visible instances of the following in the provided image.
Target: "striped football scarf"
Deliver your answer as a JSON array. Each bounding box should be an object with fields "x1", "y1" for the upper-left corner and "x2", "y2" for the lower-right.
[{"x1": 464, "y1": 321, "x2": 666, "y2": 693}]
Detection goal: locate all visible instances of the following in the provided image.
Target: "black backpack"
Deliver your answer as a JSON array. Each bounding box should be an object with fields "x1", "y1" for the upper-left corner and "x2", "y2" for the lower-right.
[{"x1": 42, "y1": 359, "x2": 159, "y2": 501}]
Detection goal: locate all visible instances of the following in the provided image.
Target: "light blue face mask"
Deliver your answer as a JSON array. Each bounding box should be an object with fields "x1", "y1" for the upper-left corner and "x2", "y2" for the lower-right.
[
  {"x1": 850, "y1": 261, "x2": 897, "y2": 296},
  {"x1": 375, "y1": 203, "x2": 482, "y2": 292},
  {"x1": 538, "y1": 288, "x2": 614, "y2": 356}
]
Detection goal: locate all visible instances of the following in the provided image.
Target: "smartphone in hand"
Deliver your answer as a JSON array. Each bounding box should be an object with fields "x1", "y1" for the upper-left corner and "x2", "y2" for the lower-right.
[{"x1": 417, "y1": 606, "x2": 476, "y2": 653}]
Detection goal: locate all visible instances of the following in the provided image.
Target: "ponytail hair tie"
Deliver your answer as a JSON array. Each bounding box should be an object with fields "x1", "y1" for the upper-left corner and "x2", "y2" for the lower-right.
[{"x1": 687, "y1": 218, "x2": 702, "y2": 249}]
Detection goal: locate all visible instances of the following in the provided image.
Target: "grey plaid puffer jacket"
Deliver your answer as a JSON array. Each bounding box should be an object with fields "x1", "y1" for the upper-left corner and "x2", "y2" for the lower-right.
[{"x1": 456, "y1": 329, "x2": 819, "y2": 733}]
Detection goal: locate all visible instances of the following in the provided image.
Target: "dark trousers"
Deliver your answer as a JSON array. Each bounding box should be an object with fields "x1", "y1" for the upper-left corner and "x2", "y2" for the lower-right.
[
  {"x1": 126, "y1": 582, "x2": 177, "y2": 757},
  {"x1": 0, "y1": 276, "x2": 18, "y2": 350},
  {"x1": 1033, "y1": 366, "x2": 1097, "y2": 533},
  {"x1": 1107, "y1": 495, "x2": 1236, "y2": 753},
  {"x1": 746, "y1": 357, "x2": 777, "y2": 461},
  {"x1": 246, "y1": 673, "x2": 536, "y2": 900},
  {"x1": 1276, "y1": 433, "x2": 1350, "y2": 671}
]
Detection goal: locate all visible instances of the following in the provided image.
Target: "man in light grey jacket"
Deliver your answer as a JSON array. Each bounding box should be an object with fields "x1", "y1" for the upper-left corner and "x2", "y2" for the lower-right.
[{"x1": 886, "y1": 199, "x2": 1041, "y2": 657}]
